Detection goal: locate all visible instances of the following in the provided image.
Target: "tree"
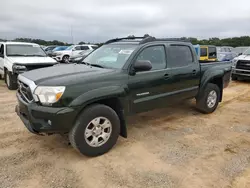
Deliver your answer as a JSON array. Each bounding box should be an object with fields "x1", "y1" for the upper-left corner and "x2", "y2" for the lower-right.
[{"x1": 78, "y1": 41, "x2": 85, "y2": 45}]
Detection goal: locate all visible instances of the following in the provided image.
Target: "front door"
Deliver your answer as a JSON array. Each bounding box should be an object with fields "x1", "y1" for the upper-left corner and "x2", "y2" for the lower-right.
[
  {"x1": 128, "y1": 45, "x2": 170, "y2": 114},
  {"x1": 0, "y1": 44, "x2": 4, "y2": 75}
]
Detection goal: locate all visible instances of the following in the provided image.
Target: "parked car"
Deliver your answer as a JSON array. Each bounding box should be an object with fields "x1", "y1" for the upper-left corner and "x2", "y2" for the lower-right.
[
  {"x1": 231, "y1": 47, "x2": 250, "y2": 80},
  {"x1": 200, "y1": 45, "x2": 217, "y2": 62},
  {"x1": 15, "y1": 36, "x2": 232, "y2": 157},
  {"x1": 52, "y1": 44, "x2": 98, "y2": 63},
  {"x1": 48, "y1": 46, "x2": 68, "y2": 57},
  {"x1": 216, "y1": 46, "x2": 233, "y2": 52},
  {"x1": 69, "y1": 49, "x2": 94, "y2": 63},
  {"x1": 217, "y1": 52, "x2": 237, "y2": 62},
  {"x1": 232, "y1": 46, "x2": 250, "y2": 56},
  {"x1": 0, "y1": 42, "x2": 57, "y2": 90},
  {"x1": 43, "y1": 45, "x2": 57, "y2": 55}
]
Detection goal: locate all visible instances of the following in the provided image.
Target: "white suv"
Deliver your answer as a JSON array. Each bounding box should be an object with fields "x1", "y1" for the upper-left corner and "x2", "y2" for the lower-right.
[
  {"x1": 52, "y1": 44, "x2": 98, "y2": 63},
  {"x1": 0, "y1": 42, "x2": 57, "y2": 90}
]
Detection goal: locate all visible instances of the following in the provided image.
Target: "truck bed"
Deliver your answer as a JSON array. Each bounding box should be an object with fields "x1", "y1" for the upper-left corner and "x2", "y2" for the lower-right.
[{"x1": 200, "y1": 61, "x2": 232, "y2": 88}]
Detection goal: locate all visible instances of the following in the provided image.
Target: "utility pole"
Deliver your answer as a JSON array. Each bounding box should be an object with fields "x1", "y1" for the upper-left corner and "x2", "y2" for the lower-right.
[{"x1": 70, "y1": 25, "x2": 74, "y2": 44}]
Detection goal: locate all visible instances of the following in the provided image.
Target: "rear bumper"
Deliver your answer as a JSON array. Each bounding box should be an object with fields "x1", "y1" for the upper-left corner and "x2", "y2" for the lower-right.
[{"x1": 15, "y1": 92, "x2": 80, "y2": 134}]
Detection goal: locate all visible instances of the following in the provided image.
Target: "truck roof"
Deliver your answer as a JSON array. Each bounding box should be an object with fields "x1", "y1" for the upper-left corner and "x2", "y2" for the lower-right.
[
  {"x1": 0, "y1": 41, "x2": 39, "y2": 45},
  {"x1": 105, "y1": 36, "x2": 191, "y2": 46}
]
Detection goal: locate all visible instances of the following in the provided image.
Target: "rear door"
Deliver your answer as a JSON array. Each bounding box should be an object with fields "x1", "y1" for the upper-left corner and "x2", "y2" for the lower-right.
[{"x1": 164, "y1": 44, "x2": 200, "y2": 101}]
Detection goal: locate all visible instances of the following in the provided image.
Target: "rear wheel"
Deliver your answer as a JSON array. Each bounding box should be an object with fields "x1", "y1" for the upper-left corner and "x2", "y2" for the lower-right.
[
  {"x1": 5, "y1": 71, "x2": 17, "y2": 90},
  {"x1": 69, "y1": 104, "x2": 120, "y2": 157},
  {"x1": 196, "y1": 83, "x2": 220, "y2": 114}
]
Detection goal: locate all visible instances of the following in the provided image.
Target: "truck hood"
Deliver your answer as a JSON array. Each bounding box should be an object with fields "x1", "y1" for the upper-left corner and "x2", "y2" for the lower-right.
[
  {"x1": 21, "y1": 64, "x2": 116, "y2": 86},
  {"x1": 236, "y1": 55, "x2": 250, "y2": 61},
  {"x1": 8, "y1": 56, "x2": 57, "y2": 64}
]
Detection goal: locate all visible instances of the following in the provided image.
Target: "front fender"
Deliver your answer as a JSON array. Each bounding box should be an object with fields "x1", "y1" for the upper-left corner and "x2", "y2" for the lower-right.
[
  {"x1": 4, "y1": 57, "x2": 13, "y2": 72},
  {"x1": 69, "y1": 85, "x2": 127, "y2": 107}
]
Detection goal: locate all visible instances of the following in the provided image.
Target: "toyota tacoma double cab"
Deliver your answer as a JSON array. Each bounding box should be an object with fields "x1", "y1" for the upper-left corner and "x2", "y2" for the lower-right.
[{"x1": 15, "y1": 36, "x2": 232, "y2": 157}]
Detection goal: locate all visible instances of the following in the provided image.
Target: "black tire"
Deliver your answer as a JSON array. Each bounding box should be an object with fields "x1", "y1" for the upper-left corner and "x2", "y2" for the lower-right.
[
  {"x1": 231, "y1": 74, "x2": 237, "y2": 81},
  {"x1": 69, "y1": 104, "x2": 120, "y2": 157},
  {"x1": 62, "y1": 55, "x2": 69, "y2": 63},
  {"x1": 196, "y1": 83, "x2": 220, "y2": 114},
  {"x1": 5, "y1": 71, "x2": 17, "y2": 90}
]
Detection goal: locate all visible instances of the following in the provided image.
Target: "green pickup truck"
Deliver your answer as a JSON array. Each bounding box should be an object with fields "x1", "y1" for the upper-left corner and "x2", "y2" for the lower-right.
[{"x1": 15, "y1": 36, "x2": 232, "y2": 156}]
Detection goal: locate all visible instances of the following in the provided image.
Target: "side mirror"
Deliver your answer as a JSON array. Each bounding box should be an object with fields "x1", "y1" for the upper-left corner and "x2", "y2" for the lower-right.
[{"x1": 133, "y1": 60, "x2": 152, "y2": 72}]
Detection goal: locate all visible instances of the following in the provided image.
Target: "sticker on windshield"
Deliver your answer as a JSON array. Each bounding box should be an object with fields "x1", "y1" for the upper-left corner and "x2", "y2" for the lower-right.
[{"x1": 119, "y1": 50, "x2": 133, "y2": 55}]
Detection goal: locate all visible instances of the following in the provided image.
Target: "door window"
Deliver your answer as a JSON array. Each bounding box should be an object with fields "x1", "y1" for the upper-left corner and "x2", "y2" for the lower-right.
[
  {"x1": 81, "y1": 46, "x2": 90, "y2": 50},
  {"x1": 0, "y1": 44, "x2": 4, "y2": 56},
  {"x1": 136, "y1": 46, "x2": 166, "y2": 70},
  {"x1": 200, "y1": 48, "x2": 207, "y2": 57},
  {"x1": 74, "y1": 46, "x2": 81, "y2": 50},
  {"x1": 167, "y1": 45, "x2": 193, "y2": 68},
  {"x1": 208, "y1": 47, "x2": 217, "y2": 58}
]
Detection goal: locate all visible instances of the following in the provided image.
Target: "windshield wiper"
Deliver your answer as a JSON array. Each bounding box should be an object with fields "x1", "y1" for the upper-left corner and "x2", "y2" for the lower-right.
[
  {"x1": 7, "y1": 54, "x2": 27, "y2": 56},
  {"x1": 25, "y1": 54, "x2": 46, "y2": 57},
  {"x1": 89, "y1": 63, "x2": 105, "y2": 68},
  {"x1": 80, "y1": 61, "x2": 105, "y2": 68}
]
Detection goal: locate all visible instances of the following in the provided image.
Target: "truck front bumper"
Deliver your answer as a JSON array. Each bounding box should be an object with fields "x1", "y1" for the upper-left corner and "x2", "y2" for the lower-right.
[
  {"x1": 232, "y1": 68, "x2": 250, "y2": 78},
  {"x1": 15, "y1": 92, "x2": 80, "y2": 135}
]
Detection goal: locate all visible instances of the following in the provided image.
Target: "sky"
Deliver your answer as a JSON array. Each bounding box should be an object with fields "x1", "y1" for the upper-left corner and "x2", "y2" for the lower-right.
[{"x1": 1, "y1": 0, "x2": 250, "y2": 43}]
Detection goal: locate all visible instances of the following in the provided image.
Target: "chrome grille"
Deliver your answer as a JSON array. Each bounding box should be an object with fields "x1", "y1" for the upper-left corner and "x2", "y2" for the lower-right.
[
  {"x1": 18, "y1": 80, "x2": 34, "y2": 103},
  {"x1": 236, "y1": 60, "x2": 250, "y2": 70}
]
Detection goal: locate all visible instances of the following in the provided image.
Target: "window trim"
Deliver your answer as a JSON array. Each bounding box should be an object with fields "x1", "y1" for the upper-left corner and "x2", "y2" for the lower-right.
[
  {"x1": 166, "y1": 44, "x2": 195, "y2": 68},
  {"x1": 132, "y1": 44, "x2": 167, "y2": 73}
]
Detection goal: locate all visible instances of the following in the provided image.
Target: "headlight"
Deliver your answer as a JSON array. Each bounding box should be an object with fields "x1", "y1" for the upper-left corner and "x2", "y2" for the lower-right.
[
  {"x1": 13, "y1": 64, "x2": 27, "y2": 73},
  {"x1": 34, "y1": 86, "x2": 65, "y2": 105},
  {"x1": 13, "y1": 64, "x2": 26, "y2": 70},
  {"x1": 232, "y1": 59, "x2": 238, "y2": 66}
]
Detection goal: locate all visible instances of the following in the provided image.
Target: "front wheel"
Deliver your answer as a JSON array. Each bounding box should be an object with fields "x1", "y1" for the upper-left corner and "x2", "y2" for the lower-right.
[
  {"x1": 231, "y1": 74, "x2": 238, "y2": 81},
  {"x1": 5, "y1": 71, "x2": 17, "y2": 90},
  {"x1": 62, "y1": 55, "x2": 69, "y2": 63},
  {"x1": 69, "y1": 104, "x2": 120, "y2": 157},
  {"x1": 196, "y1": 83, "x2": 220, "y2": 114}
]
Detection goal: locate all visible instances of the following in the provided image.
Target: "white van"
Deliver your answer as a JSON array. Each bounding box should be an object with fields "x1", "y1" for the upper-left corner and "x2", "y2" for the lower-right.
[{"x1": 0, "y1": 42, "x2": 57, "y2": 90}]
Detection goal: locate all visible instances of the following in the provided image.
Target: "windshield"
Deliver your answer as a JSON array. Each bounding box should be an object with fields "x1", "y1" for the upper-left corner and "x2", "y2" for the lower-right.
[
  {"x1": 243, "y1": 48, "x2": 250, "y2": 55},
  {"x1": 6, "y1": 44, "x2": 47, "y2": 57},
  {"x1": 83, "y1": 44, "x2": 137, "y2": 69},
  {"x1": 66, "y1": 45, "x2": 74, "y2": 50},
  {"x1": 53, "y1": 46, "x2": 68, "y2": 51}
]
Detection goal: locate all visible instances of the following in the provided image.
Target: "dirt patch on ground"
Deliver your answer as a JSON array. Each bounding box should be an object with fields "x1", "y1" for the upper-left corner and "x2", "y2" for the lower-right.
[{"x1": 0, "y1": 80, "x2": 250, "y2": 188}]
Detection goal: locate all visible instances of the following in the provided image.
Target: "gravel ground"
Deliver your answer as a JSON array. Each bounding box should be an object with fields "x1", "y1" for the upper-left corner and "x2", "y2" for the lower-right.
[{"x1": 0, "y1": 80, "x2": 250, "y2": 188}]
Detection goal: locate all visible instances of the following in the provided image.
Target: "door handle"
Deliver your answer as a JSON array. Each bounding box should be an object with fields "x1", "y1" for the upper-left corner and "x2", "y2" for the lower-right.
[
  {"x1": 164, "y1": 73, "x2": 170, "y2": 79},
  {"x1": 192, "y1": 70, "x2": 196, "y2": 75}
]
